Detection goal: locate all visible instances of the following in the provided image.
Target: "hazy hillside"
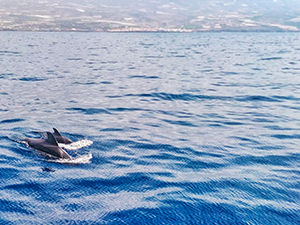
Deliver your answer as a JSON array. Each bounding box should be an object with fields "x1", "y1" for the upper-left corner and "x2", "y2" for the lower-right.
[{"x1": 0, "y1": 0, "x2": 299, "y2": 31}]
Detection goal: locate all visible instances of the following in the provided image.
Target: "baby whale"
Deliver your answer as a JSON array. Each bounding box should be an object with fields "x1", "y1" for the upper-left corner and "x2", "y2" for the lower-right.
[
  {"x1": 35, "y1": 128, "x2": 72, "y2": 144},
  {"x1": 51, "y1": 128, "x2": 72, "y2": 144},
  {"x1": 24, "y1": 132, "x2": 72, "y2": 159}
]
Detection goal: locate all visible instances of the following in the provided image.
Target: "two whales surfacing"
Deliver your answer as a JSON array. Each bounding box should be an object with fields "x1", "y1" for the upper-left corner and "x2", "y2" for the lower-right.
[{"x1": 24, "y1": 128, "x2": 72, "y2": 159}]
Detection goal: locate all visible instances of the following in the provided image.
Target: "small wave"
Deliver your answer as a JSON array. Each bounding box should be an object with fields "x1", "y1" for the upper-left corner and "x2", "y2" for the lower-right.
[
  {"x1": 100, "y1": 128, "x2": 124, "y2": 132},
  {"x1": 252, "y1": 67, "x2": 263, "y2": 71},
  {"x1": 260, "y1": 57, "x2": 282, "y2": 61},
  {"x1": 0, "y1": 73, "x2": 14, "y2": 79},
  {"x1": 73, "y1": 81, "x2": 97, "y2": 85},
  {"x1": 48, "y1": 153, "x2": 92, "y2": 164},
  {"x1": 19, "y1": 77, "x2": 47, "y2": 82},
  {"x1": 59, "y1": 140, "x2": 93, "y2": 150},
  {"x1": 67, "y1": 57, "x2": 83, "y2": 61},
  {"x1": 271, "y1": 134, "x2": 300, "y2": 139},
  {"x1": 108, "y1": 107, "x2": 144, "y2": 112},
  {"x1": 236, "y1": 95, "x2": 280, "y2": 102},
  {"x1": 100, "y1": 81, "x2": 112, "y2": 84},
  {"x1": 0, "y1": 118, "x2": 24, "y2": 124},
  {"x1": 66, "y1": 107, "x2": 111, "y2": 115},
  {"x1": 129, "y1": 75, "x2": 159, "y2": 79},
  {"x1": 126, "y1": 92, "x2": 230, "y2": 101},
  {"x1": 222, "y1": 71, "x2": 239, "y2": 75},
  {"x1": 272, "y1": 95, "x2": 300, "y2": 101},
  {"x1": 0, "y1": 50, "x2": 21, "y2": 55},
  {"x1": 162, "y1": 119, "x2": 197, "y2": 127},
  {"x1": 201, "y1": 69, "x2": 214, "y2": 73}
]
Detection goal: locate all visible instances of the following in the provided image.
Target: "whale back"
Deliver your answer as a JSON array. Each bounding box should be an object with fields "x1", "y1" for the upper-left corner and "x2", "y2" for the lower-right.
[{"x1": 25, "y1": 133, "x2": 71, "y2": 159}]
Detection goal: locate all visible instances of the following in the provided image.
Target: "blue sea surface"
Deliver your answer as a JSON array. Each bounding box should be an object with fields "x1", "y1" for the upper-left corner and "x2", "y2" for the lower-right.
[{"x1": 0, "y1": 32, "x2": 300, "y2": 224}]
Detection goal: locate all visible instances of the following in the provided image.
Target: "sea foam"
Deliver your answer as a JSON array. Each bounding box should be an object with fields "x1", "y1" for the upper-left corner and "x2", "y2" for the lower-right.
[{"x1": 59, "y1": 139, "x2": 93, "y2": 150}]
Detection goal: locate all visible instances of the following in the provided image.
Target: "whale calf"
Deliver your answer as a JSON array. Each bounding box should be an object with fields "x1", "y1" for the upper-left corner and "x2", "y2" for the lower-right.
[
  {"x1": 24, "y1": 132, "x2": 72, "y2": 159},
  {"x1": 52, "y1": 128, "x2": 72, "y2": 144},
  {"x1": 35, "y1": 128, "x2": 72, "y2": 144}
]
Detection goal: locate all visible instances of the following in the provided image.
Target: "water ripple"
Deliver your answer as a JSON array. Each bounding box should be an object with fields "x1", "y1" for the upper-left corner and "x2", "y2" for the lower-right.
[
  {"x1": 1, "y1": 118, "x2": 25, "y2": 124},
  {"x1": 66, "y1": 107, "x2": 111, "y2": 115}
]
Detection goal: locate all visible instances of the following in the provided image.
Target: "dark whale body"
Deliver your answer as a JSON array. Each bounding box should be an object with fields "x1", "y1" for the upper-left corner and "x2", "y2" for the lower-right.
[
  {"x1": 52, "y1": 128, "x2": 72, "y2": 144},
  {"x1": 35, "y1": 128, "x2": 72, "y2": 144},
  {"x1": 24, "y1": 132, "x2": 72, "y2": 159}
]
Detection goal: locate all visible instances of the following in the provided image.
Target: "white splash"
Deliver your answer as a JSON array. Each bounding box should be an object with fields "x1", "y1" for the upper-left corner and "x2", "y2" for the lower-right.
[
  {"x1": 48, "y1": 153, "x2": 93, "y2": 164},
  {"x1": 59, "y1": 139, "x2": 93, "y2": 150}
]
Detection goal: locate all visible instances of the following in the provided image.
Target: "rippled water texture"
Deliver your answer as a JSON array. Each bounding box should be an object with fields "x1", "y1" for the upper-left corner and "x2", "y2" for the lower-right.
[{"x1": 0, "y1": 32, "x2": 300, "y2": 224}]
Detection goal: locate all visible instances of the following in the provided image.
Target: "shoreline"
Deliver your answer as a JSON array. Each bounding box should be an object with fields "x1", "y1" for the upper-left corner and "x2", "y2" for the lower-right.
[{"x1": 0, "y1": 29, "x2": 299, "y2": 33}]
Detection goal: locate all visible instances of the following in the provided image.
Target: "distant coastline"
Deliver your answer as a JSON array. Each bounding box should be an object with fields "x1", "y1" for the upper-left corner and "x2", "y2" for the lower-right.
[
  {"x1": 1, "y1": 24, "x2": 299, "y2": 33},
  {"x1": 1, "y1": 0, "x2": 300, "y2": 33},
  {"x1": 1, "y1": 29, "x2": 299, "y2": 33}
]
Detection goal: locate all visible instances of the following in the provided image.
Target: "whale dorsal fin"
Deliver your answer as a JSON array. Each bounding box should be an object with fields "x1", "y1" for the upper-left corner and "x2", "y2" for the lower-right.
[
  {"x1": 46, "y1": 132, "x2": 59, "y2": 146},
  {"x1": 53, "y1": 128, "x2": 62, "y2": 136}
]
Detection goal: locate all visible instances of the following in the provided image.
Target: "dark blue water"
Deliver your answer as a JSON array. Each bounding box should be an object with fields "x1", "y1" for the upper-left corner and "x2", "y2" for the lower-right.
[{"x1": 0, "y1": 32, "x2": 300, "y2": 224}]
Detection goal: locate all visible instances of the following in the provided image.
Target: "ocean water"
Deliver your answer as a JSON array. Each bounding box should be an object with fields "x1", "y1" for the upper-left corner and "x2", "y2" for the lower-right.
[{"x1": 0, "y1": 32, "x2": 300, "y2": 224}]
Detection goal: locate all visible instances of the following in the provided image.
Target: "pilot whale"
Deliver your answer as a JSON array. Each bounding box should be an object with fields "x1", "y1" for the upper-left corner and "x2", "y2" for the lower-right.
[
  {"x1": 24, "y1": 132, "x2": 72, "y2": 159},
  {"x1": 35, "y1": 128, "x2": 72, "y2": 144}
]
